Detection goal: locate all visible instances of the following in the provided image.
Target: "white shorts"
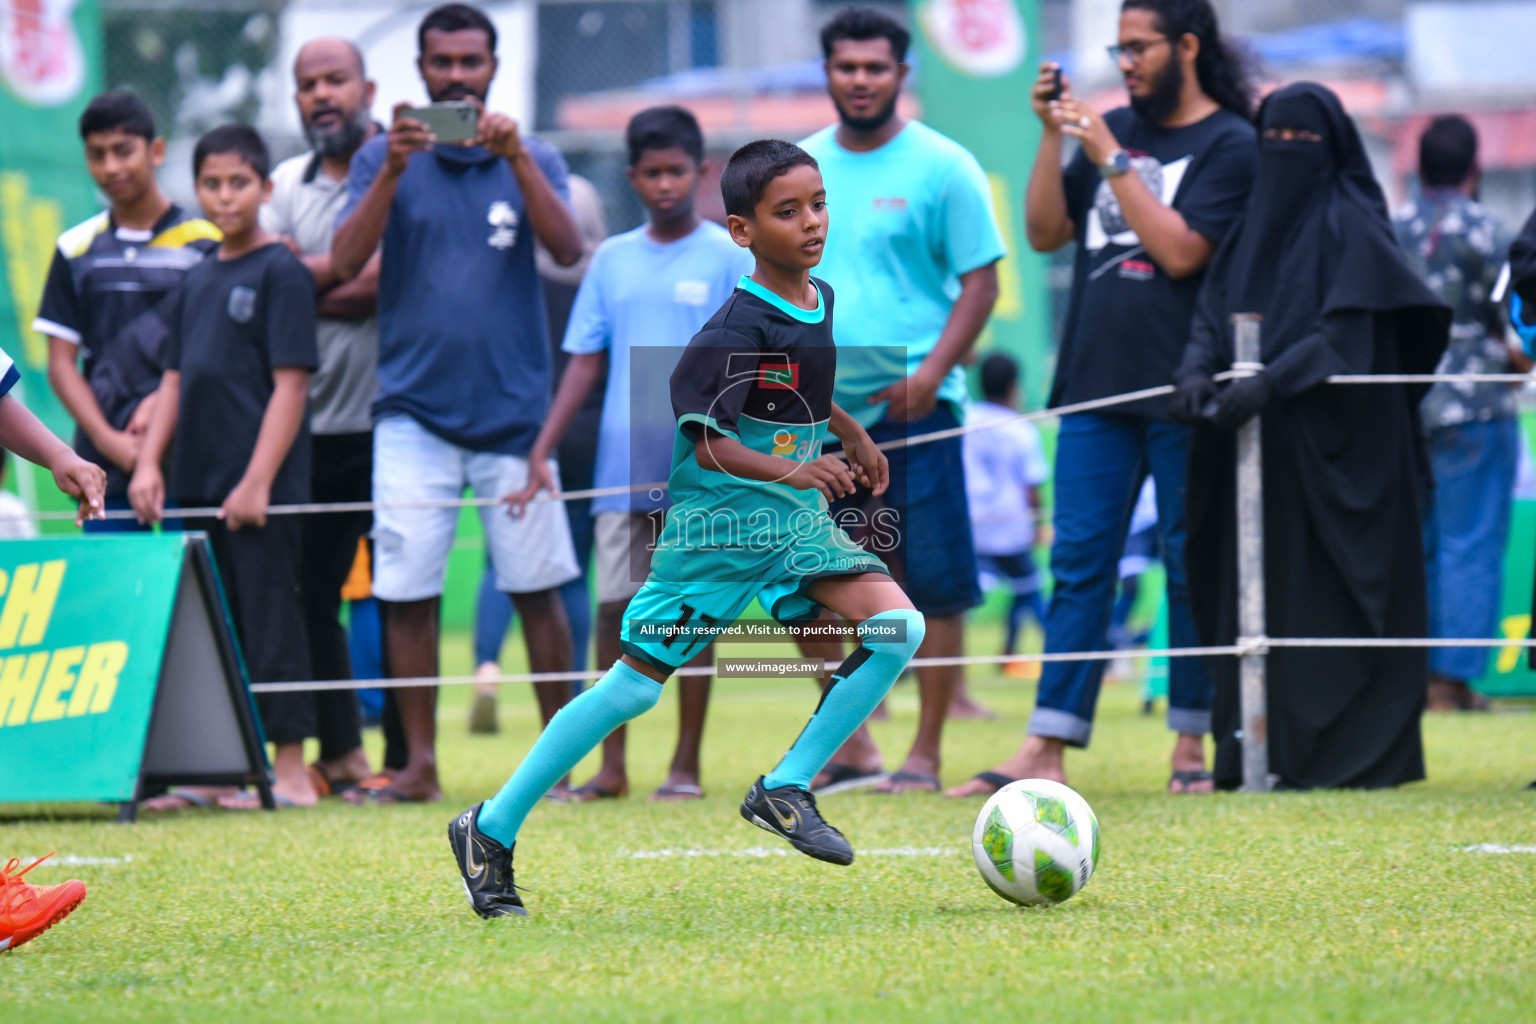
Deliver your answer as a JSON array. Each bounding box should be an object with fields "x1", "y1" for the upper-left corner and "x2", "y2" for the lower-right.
[
  {"x1": 371, "y1": 415, "x2": 580, "y2": 602},
  {"x1": 593, "y1": 510, "x2": 665, "y2": 605}
]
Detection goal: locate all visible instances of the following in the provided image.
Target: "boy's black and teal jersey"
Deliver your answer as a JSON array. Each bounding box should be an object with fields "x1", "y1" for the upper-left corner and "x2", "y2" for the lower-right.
[{"x1": 622, "y1": 276, "x2": 887, "y2": 672}]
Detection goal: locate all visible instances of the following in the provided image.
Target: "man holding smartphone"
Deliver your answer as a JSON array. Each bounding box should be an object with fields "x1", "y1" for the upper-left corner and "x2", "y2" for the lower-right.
[
  {"x1": 331, "y1": 2, "x2": 584, "y2": 804},
  {"x1": 948, "y1": 0, "x2": 1256, "y2": 798}
]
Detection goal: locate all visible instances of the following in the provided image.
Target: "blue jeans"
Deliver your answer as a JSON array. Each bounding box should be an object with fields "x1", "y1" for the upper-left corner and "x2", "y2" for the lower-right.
[
  {"x1": 1029, "y1": 414, "x2": 1212, "y2": 745},
  {"x1": 474, "y1": 501, "x2": 595, "y2": 673},
  {"x1": 1423, "y1": 418, "x2": 1519, "y2": 681}
]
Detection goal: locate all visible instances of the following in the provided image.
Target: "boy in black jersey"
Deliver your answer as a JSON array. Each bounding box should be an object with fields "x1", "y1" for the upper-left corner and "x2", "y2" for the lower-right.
[
  {"x1": 449, "y1": 141, "x2": 927, "y2": 918},
  {"x1": 130, "y1": 125, "x2": 319, "y2": 809}
]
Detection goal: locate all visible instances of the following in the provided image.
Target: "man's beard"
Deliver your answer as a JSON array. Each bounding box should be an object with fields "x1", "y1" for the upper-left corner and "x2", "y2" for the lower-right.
[
  {"x1": 429, "y1": 82, "x2": 485, "y2": 103},
  {"x1": 1129, "y1": 58, "x2": 1184, "y2": 124},
  {"x1": 834, "y1": 91, "x2": 898, "y2": 132},
  {"x1": 304, "y1": 105, "x2": 371, "y2": 159}
]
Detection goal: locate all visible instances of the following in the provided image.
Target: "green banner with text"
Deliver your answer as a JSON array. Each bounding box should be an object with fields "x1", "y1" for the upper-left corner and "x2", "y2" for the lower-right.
[
  {"x1": 0, "y1": 535, "x2": 182, "y2": 802},
  {"x1": 0, "y1": 1, "x2": 103, "y2": 523},
  {"x1": 909, "y1": 0, "x2": 1051, "y2": 409}
]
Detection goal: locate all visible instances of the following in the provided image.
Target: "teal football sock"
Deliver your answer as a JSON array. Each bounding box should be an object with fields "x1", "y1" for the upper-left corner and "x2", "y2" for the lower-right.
[
  {"x1": 763, "y1": 608, "x2": 926, "y2": 791},
  {"x1": 476, "y1": 660, "x2": 662, "y2": 846}
]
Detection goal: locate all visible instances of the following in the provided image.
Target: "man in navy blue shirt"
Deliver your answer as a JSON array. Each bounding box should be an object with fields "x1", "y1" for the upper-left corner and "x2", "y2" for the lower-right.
[{"x1": 332, "y1": 2, "x2": 584, "y2": 803}]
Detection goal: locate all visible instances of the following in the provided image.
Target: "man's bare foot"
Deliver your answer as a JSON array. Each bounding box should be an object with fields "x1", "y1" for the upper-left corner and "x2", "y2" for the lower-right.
[
  {"x1": 344, "y1": 768, "x2": 442, "y2": 804},
  {"x1": 570, "y1": 768, "x2": 628, "y2": 801},
  {"x1": 874, "y1": 753, "x2": 941, "y2": 793},
  {"x1": 1168, "y1": 732, "x2": 1213, "y2": 793},
  {"x1": 650, "y1": 771, "x2": 705, "y2": 801},
  {"x1": 948, "y1": 682, "x2": 996, "y2": 720},
  {"x1": 943, "y1": 736, "x2": 1066, "y2": 797}
]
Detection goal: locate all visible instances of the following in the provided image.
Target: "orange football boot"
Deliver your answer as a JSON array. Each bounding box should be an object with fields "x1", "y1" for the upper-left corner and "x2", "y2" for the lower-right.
[{"x1": 0, "y1": 852, "x2": 86, "y2": 952}]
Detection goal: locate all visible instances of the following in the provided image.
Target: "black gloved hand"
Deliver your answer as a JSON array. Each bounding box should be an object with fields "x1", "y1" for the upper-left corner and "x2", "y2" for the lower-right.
[
  {"x1": 1206, "y1": 372, "x2": 1274, "y2": 430},
  {"x1": 1170, "y1": 374, "x2": 1218, "y2": 422}
]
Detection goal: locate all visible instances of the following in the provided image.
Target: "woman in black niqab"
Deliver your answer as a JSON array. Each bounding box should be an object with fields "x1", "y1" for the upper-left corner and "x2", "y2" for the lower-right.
[{"x1": 1173, "y1": 83, "x2": 1450, "y2": 790}]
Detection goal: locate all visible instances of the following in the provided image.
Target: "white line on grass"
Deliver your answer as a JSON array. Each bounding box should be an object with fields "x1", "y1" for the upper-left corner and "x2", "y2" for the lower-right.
[
  {"x1": 24, "y1": 854, "x2": 135, "y2": 866},
  {"x1": 625, "y1": 846, "x2": 960, "y2": 860},
  {"x1": 1458, "y1": 844, "x2": 1536, "y2": 854}
]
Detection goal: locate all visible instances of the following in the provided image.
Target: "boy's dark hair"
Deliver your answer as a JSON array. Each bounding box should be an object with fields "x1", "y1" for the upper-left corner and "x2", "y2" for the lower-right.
[
  {"x1": 626, "y1": 105, "x2": 704, "y2": 167},
  {"x1": 78, "y1": 90, "x2": 156, "y2": 142},
  {"x1": 720, "y1": 140, "x2": 819, "y2": 219},
  {"x1": 1121, "y1": 0, "x2": 1255, "y2": 120},
  {"x1": 419, "y1": 3, "x2": 497, "y2": 54},
  {"x1": 980, "y1": 352, "x2": 1020, "y2": 402},
  {"x1": 1419, "y1": 115, "x2": 1478, "y2": 188},
  {"x1": 820, "y1": 5, "x2": 910, "y2": 62},
  {"x1": 193, "y1": 124, "x2": 271, "y2": 181}
]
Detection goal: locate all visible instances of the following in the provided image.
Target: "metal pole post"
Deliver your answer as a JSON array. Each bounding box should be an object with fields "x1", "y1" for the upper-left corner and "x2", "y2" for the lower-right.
[{"x1": 1231, "y1": 313, "x2": 1271, "y2": 793}]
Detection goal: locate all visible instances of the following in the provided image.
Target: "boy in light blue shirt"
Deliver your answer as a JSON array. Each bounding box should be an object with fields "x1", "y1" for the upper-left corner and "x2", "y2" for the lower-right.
[{"x1": 506, "y1": 105, "x2": 750, "y2": 802}]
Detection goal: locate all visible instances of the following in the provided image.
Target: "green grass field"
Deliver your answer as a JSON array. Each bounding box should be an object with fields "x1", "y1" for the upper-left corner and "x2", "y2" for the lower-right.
[{"x1": 4, "y1": 627, "x2": 1536, "y2": 1023}]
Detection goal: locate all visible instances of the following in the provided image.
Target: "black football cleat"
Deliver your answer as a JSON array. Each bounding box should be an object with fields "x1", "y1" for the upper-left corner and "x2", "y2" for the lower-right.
[
  {"x1": 740, "y1": 776, "x2": 854, "y2": 866},
  {"x1": 447, "y1": 804, "x2": 527, "y2": 918}
]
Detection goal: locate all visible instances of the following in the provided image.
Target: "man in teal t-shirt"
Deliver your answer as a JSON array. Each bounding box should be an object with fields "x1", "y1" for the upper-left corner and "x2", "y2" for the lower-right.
[{"x1": 797, "y1": 7, "x2": 1005, "y2": 795}]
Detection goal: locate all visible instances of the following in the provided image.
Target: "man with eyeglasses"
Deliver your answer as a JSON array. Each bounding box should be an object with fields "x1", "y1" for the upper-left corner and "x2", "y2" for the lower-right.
[{"x1": 947, "y1": 0, "x2": 1255, "y2": 799}]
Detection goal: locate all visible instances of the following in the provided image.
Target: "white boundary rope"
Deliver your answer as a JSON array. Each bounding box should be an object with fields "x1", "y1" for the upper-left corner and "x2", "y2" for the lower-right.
[
  {"x1": 245, "y1": 638, "x2": 1536, "y2": 693},
  {"x1": 19, "y1": 370, "x2": 1533, "y2": 523}
]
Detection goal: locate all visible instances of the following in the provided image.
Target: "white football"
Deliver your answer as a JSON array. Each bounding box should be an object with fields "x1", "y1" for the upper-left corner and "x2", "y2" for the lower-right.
[{"x1": 972, "y1": 778, "x2": 1100, "y2": 907}]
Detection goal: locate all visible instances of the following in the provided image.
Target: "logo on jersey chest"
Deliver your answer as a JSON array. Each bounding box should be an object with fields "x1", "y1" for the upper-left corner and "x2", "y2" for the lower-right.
[
  {"x1": 771, "y1": 430, "x2": 819, "y2": 461},
  {"x1": 758, "y1": 362, "x2": 799, "y2": 390}
]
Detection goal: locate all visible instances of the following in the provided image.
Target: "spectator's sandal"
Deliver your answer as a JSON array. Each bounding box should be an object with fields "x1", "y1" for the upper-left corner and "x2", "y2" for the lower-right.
[
  {"x1": 1168, "y1": 769, "x2": 1215, "y2": 794},
  {"x1": 348, "y1": 774, "x2": 429, "y2": 804},
  {"x1": 875, "y1": 770, "x2": 942, "y2": 794},
  {"x1": 649, "y1": 783, "x2": 705, "y2": 801},
  {"x1": 305, "y1": 763, "x2": 360, "y2": 799},
  {"x1": 968, "y1": 771, "x2": 1022, "y2": 795},
  {"x1": 811, "y1": 764, "x2": 888, "y2": 796}
]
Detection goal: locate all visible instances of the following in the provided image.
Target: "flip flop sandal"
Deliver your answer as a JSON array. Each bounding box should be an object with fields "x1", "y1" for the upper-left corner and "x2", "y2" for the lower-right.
[
  {"x1": 970, "y1": 771, "x2": 1022, "y2": 794},
  {"x1": 812, "y1": 764, "x2": 889, "y2": 796},
  {"x1": 875, "y1": 770, "x2": 942, "y2": 794},
  {"x1": 569, "y1": 782, "x2": 628, "y2": 802},
  {"x1": 345, "y1": 774, "x2": 430, "y2": 805},
  {"x1": 305, "y1": 763, "x2": 360, "y2": 799},
  {"x1": 649, "y1": 783, "x2": 705, "y2": 801},
  {"x1": 1168, "y1": 769, "x2": 1215, "y2": 794}
]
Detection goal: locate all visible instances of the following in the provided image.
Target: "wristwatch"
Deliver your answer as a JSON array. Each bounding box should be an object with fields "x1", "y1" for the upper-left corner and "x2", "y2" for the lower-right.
[{"x1": 1101, "y1": 148, "x2": 1132, "y2": 179}]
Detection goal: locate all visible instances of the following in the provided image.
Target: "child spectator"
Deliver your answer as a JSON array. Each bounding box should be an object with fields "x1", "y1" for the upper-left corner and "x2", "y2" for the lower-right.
[
  {"x1": 129, "y1": 124, "x2": 319, "y2": 809},
  {"x1": 504, "y1": 105, "x2": 753, "y2": 801},
  {"x1": 37, "y1": 91, "x2": 219, "y2": 530},
  {"x1": 963, "y1": 353, "x2": 1049, "y2": 676}
]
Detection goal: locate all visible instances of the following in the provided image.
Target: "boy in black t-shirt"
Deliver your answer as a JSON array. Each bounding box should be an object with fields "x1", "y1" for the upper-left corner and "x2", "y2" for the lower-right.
[
  {"x1": 950, "y1": 0, "x2": 1256, "y2": 799},
  {"x1": 129, "y1": 125, "x2": 320, "y2": 810}
]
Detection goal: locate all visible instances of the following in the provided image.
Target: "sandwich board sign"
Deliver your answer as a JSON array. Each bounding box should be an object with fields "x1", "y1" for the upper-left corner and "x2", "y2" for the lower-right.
[{"x1": 0, "y1": 533, "x2": 272, "y2": 820}]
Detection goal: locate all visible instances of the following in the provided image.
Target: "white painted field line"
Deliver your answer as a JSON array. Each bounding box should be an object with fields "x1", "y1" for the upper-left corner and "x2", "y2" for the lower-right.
[
  {"x1": 624, "y1": 846, "x2": 960, "y2": 860},
  {"x1": 1457, "y1": 844, "x2": 1536, "y2": 854},
  {"x1": 23, "y1": 854, "x2": 135, "y2": 867}
]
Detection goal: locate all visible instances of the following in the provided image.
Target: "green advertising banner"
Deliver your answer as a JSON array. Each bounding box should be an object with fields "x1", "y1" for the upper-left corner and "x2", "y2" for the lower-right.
[
  {"x1": 909, "y1": 0, "x2": 1052, "y2": 409},
  {"x1": 0, "y1": 0, "x2": 103, "y2": 522},
  {"x1": 0, "y1": 534, "x2": 272, "y2": 812},
  {"x1": 0, "y1": 535, "x2": 182, "y2": 801}
]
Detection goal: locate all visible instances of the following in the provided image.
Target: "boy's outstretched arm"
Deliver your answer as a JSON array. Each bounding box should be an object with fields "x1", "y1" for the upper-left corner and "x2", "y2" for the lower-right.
[
  {"x1": 0, "y1": 393, "x2": 106, "y2": 526},
  {"x1": 128, "y1": 370, "x2": 179, "y2": 525},
  {"x1": 694, "y1": 426, "x2": 860, "y2": 503},
  {"x1": 222, "y1": 367, "x2": 310, "y2": 531}
]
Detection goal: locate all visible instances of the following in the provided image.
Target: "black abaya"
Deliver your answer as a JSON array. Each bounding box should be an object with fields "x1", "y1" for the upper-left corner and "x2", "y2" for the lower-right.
[{"x1": 1176, "y1": 84, "x2": 1451, "y2": 790}]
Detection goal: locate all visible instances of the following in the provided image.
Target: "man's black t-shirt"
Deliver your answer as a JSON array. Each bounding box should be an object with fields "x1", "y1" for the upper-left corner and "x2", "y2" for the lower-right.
[
  {"x1": 1051, "y1": 106, "x2": 1257, "y2": 416},
  {"x1": 163, "y1": 243, "x2": 318, "y2": 504}
]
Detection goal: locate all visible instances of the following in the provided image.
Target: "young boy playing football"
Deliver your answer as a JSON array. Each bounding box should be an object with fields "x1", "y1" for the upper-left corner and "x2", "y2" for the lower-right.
[{"x1": 450, "y1": 140, "x2": 926, "y2": 917}]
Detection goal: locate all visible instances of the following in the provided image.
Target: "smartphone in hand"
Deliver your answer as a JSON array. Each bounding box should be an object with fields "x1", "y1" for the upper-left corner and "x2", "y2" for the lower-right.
[
  {"x1": 1047, "y1": 67, "x2": 1063, "y2": 101},
  {"x1": 397, "y1": 100, "x2": 478, "y2": 144}
]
